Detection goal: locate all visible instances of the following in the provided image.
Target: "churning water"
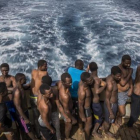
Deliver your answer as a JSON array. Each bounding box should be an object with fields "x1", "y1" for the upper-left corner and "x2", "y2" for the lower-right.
[{"x1": 0, "y1": 0, "x2": 140, "y2": 81}]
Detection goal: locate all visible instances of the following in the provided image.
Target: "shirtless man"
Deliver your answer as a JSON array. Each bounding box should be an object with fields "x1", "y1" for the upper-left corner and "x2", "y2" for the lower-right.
[
  {"x1": 88, "y1": 62, "x2": 106, "y2": 138},
  {"x1": 78, "y1": 72, "x2": 94, "y2": 140},
  {"x1": 0, "y1": 63, "x2": 16, "y2": 121},
  {"x1": 117, "y1": 55, "x2": 133, "y2": 125},
  {"x1": 30, "y1": 60, "x2": 48, "y2": 138},
  {"x1": 0, "y1": 82, "x2": 16, "y2": 140},
  {"x1": 13, "y1": 73, "x2": 37, "y2": 140},
  {"x1": 37, "y1": 84, "x2": 57, "y2": 140},
  {"x1": 104, "y1": 66, "x2": 121, "y2": 138},
  {"x1": 127, "y1": 65, "x2": 140, "y2": 128},
  {"x1": 57, "y1": 73, "x2": 77, "y2": 140},
  {"x1": 0, "y1": 63, "x2": 16, "y2": 100},
  {"x1": 42, "y1": 75, "x2": 71, "y2": 140}
]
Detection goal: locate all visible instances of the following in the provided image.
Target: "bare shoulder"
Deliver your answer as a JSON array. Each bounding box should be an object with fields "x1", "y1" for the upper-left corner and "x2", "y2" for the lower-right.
[
  {"x1": 94, "y1": 77, "x2": 101, "y2": 84},
  {"x1": 32, "y1": 69, "x2": 38, "y2": 74},
  {"x1": 10, "y1": 75, "x2": 15, "y2": 80}
]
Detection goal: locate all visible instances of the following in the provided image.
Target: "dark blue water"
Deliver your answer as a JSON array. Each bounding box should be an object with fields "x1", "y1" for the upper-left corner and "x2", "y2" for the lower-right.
[{"x1": 0, "y1": 0, "x2": 140, "y2": 81}]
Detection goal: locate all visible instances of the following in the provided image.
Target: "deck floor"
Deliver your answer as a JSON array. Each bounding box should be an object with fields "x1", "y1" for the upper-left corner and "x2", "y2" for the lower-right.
[{"x1": 60, "y1": 121, "x2": 140, "y2": 140}]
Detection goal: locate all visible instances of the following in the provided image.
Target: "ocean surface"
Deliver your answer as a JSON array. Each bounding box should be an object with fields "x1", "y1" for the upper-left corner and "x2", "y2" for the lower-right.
[{"x1": 0, "y1": 0, "x2": 140, "y2": 81}]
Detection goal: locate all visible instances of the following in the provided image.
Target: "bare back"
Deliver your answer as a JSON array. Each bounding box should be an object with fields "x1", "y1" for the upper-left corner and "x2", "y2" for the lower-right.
[
  {"x1": 106, "y1": 75, "x2": 118, "y2": 103},
  {"x1": 31, "y1": 70, "x2": 47, "y2": 96}
]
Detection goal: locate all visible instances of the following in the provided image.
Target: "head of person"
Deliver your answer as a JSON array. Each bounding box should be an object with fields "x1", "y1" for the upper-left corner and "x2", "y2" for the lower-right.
[
  {"x1": 0, "y1": 82, "x2": 7, "y2": 95},
  {"x1": 15, "y1": 73, "x2": 26, "y2": 85},
  {"x1": 81, "y1": 72, "x2": 93, "y2": 85},
  {"x1": 111, "y1": 66, "x2": 122, "y2": 82},
  {"x1": 75, "y1": 59, "x2": 84, "y2": 70},
  {"x1": 40, "y1": 84, "x2": 53, "y2": 98},
  {"x1": 121, "y1": 55, "x2": 131, "y2": 69},
  {"x1": 61, "y1": 73, "x2": 72, "y2": 88},
  {"x1": 42, "y1": 75, "x2": 52, "y2": 86},
  {"x1": 0, "y1": 63, "x2": 9, "y2": 77},
  {"x1": 38, "y1": 60, "x2": 47, "y2": 71},
  {"x1": 89, "y1": 62, "x2": 98, "y2": 72}
]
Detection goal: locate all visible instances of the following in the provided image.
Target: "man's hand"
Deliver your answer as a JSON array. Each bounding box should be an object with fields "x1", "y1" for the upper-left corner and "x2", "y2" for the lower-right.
[
  {"x1": 101, "y1": 80, "x2": 106, "y2": 87},
  {"x1": 25, "y1": 119, "x2": 30, "y2": 124},
  {"x1": 128, "y1": 68, "x2": 133, "y2": 74},
  {"x1": 72, "y1": 117, "x2": 77, "y2": 125},
  {"x1": 65, "y1": 117, "x2": 71, "y2": 123},
  {"x1": 81, "y1": 117, "x2": 87, "y2": 122},
  {"x1": 109, "y1": 113, "x2": 115, "y2": 119},
  {"x1": 50, "y1": 128, "x2": 55, "y2": 134}
]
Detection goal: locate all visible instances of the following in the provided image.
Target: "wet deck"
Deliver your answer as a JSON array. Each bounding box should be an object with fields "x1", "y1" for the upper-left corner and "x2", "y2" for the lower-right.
[{"x1": 60, "y1": 120, "x2": 140, "y2": 140}]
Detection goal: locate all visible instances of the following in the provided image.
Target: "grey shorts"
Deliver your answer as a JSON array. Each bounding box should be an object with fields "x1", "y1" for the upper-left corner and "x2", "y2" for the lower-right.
[{"x1": 118, "y1": 91, "x2": 130, "y2": 105}]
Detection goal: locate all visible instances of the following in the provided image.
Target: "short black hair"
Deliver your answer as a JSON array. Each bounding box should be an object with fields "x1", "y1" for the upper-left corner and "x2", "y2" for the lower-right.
[
  {"x1": 40, "y1": 84, "x2": 50, "y2": 95},
  {"x1": 0, "y1": 82, "x2": 7, "y2": 93},
  {"x1": 111, "y1": 66, "x2": 121, "y2": 75},
  {"x1": 81, "y1": 72, "x2": 90, "y2": 82},
  {"x1": 15, "y1": 73, "x2": 25, "y2": 82},
  {"x1": 0, "y1": 63, "x2": 9, "y2": 70},
  {"x1": 75, "y1": 59, "x2": 83, "y2": 67},
  {"x1": 38, "y1": 60, "x2": 47, "y2": 68},
  {"x1": 42, "y1": 75, "x2": 52, "y2": 86},
  {"x1": 89, "y1": 62, "x2": 98, "y2": 72},
  {"x1": 122, "y1": 55, "x2": 131, "y2": 62},
  {"x1": 61, "y1": 73, "x2": 71, "y2": 82}
]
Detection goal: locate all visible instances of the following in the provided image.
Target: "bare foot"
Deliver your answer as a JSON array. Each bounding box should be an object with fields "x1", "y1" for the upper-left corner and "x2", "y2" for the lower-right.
[
  {"x1": 92, "y1": 132, "x2": 104, "y2": 138},
  {"x1": 79, "y1": 128, "x2": 84, "y2": 135},
  {"x1": 104, "y1": 132, "x2": 116, "y2": 139}
]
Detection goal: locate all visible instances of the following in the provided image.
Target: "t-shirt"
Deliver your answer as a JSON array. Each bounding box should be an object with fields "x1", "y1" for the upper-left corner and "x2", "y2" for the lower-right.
[{"x1": 68, "y1": 67, "x2": 85, "y2": 98}]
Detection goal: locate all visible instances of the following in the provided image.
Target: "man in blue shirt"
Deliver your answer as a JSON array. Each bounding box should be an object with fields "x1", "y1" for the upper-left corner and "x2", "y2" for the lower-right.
[{"x1": 68, "y1": 59, "x2": 85, "y2": 133}]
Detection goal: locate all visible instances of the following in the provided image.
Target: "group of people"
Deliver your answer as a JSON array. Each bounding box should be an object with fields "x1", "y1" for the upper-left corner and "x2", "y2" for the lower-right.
[{"x1": 0, "y1": 54, "x2": 140, "y2": 140}]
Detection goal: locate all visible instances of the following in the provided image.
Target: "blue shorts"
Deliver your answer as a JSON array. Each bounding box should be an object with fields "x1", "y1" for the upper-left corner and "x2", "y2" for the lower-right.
[
  {"x1": 5, "y1": 100, "x2": 16, "y2": 121},
  {"x1": 92, "y1": 103, "x2": 103, "y2": 124}
]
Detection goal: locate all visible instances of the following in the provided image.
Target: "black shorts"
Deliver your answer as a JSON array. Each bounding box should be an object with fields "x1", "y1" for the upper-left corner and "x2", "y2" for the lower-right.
[
  {"x1": 0, "y1": 103, "x2": 12, "y2": 128},
  {"x1": 84, "y1": 107, "x2": 92, "y2": 118},
  {"x1": 39, "y1": 125, "x2": 57, "y2": 140},
  {"x1": 104, "y1": 102, "x2": 118, "y2": 123}
]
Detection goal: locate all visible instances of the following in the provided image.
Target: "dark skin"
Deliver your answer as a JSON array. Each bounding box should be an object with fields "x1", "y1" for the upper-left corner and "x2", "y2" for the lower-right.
[
  {"x1": 0, "y1": 67, "x2": 16, "y2": 100},
  {"x1": 104, "y1": 73, "x2": 121, "y2": 138},
  {"x1": 90, "y1": 70, "x2": 106, "y2": 138},
  {"x1": 0, "y1": 85, "x2": 16, "y2": 140},
  {"x1": 31, "y1": 62, "x2": 48, "y2": 96},
  {"x1": 13, "y1": 76, "x2": 38, "y2": 140},
  {"x1": 50, "y1": 86, "x2": 71, "y2": 122},
  {"x1": 78, "y1": 76, "x2": 94, "y2": 140},
  {"x1": 57, "y1": 78, "x2": 77, "y2": 140},
  {"x1": 37, "y1": 88, "x2": 55, "y2": 135},
  {"x1": 117, "y1": 59, "x2": 133, "y2": 124}
]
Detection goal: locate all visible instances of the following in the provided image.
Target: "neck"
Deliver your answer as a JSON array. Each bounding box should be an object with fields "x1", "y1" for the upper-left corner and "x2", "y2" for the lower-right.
[
  {"x1": 2, "y1": 75, "x2": 8, "y2": 78},
  {"x1": 17, "y1": 82, "x2": 23, "y2": 89},
  {"x1": 75, "y1": 66, "x2": 82, "y2": 70},
  {"x1": 44, "y1": 96, "x2": 49, "y2": 103},
  {"x1": 91, "y1": 71, "x2": 97, "y2": 77}
]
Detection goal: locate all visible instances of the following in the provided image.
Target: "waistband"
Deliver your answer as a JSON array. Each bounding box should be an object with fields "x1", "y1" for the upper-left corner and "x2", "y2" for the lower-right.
[
  {"x1": 30, "y1": 93, "x2": 38, "y2": 99},
  {"x1": 132, "y1": 93, "x2": 140, "y2": 97}
]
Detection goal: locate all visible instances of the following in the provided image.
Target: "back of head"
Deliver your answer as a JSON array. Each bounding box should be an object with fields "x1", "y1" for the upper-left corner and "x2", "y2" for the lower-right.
[
  {"x1": 75, "y1": 59, "x2": 84, "y2": 70},
  {"x1": 61, "y1": 73, "x2": 71, "y2": 82},
  {"x1": 122, "y1": 55, "x2": 131, "y2": 62},
  {"x1": 42, "y1": 75, "x2": 52, "y2": 86},
  {"x1": 40, "y1": 84, "x2": 50, "y2": 95},
  {"x1": 15, "y1": 73, "x2": 25, "y2": 82},
  {"x1": 0, "y1": 82, "x2": 7, "y2": 93},
  {"x1": 89, "y1": 62, "x2": 98, "y2": 72},
  {"x1": 38, "y1": 60, "x2": 47, "y2": 68},
  {"x1": 111, "y1": 66, "x2": 121, "y2": 75},
  {"x1": 81, "y1": 72, "x2": 90, "y2": 82},
  {"x1": 0, "y1": 63, "x2": 9, "y2": 70}
]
